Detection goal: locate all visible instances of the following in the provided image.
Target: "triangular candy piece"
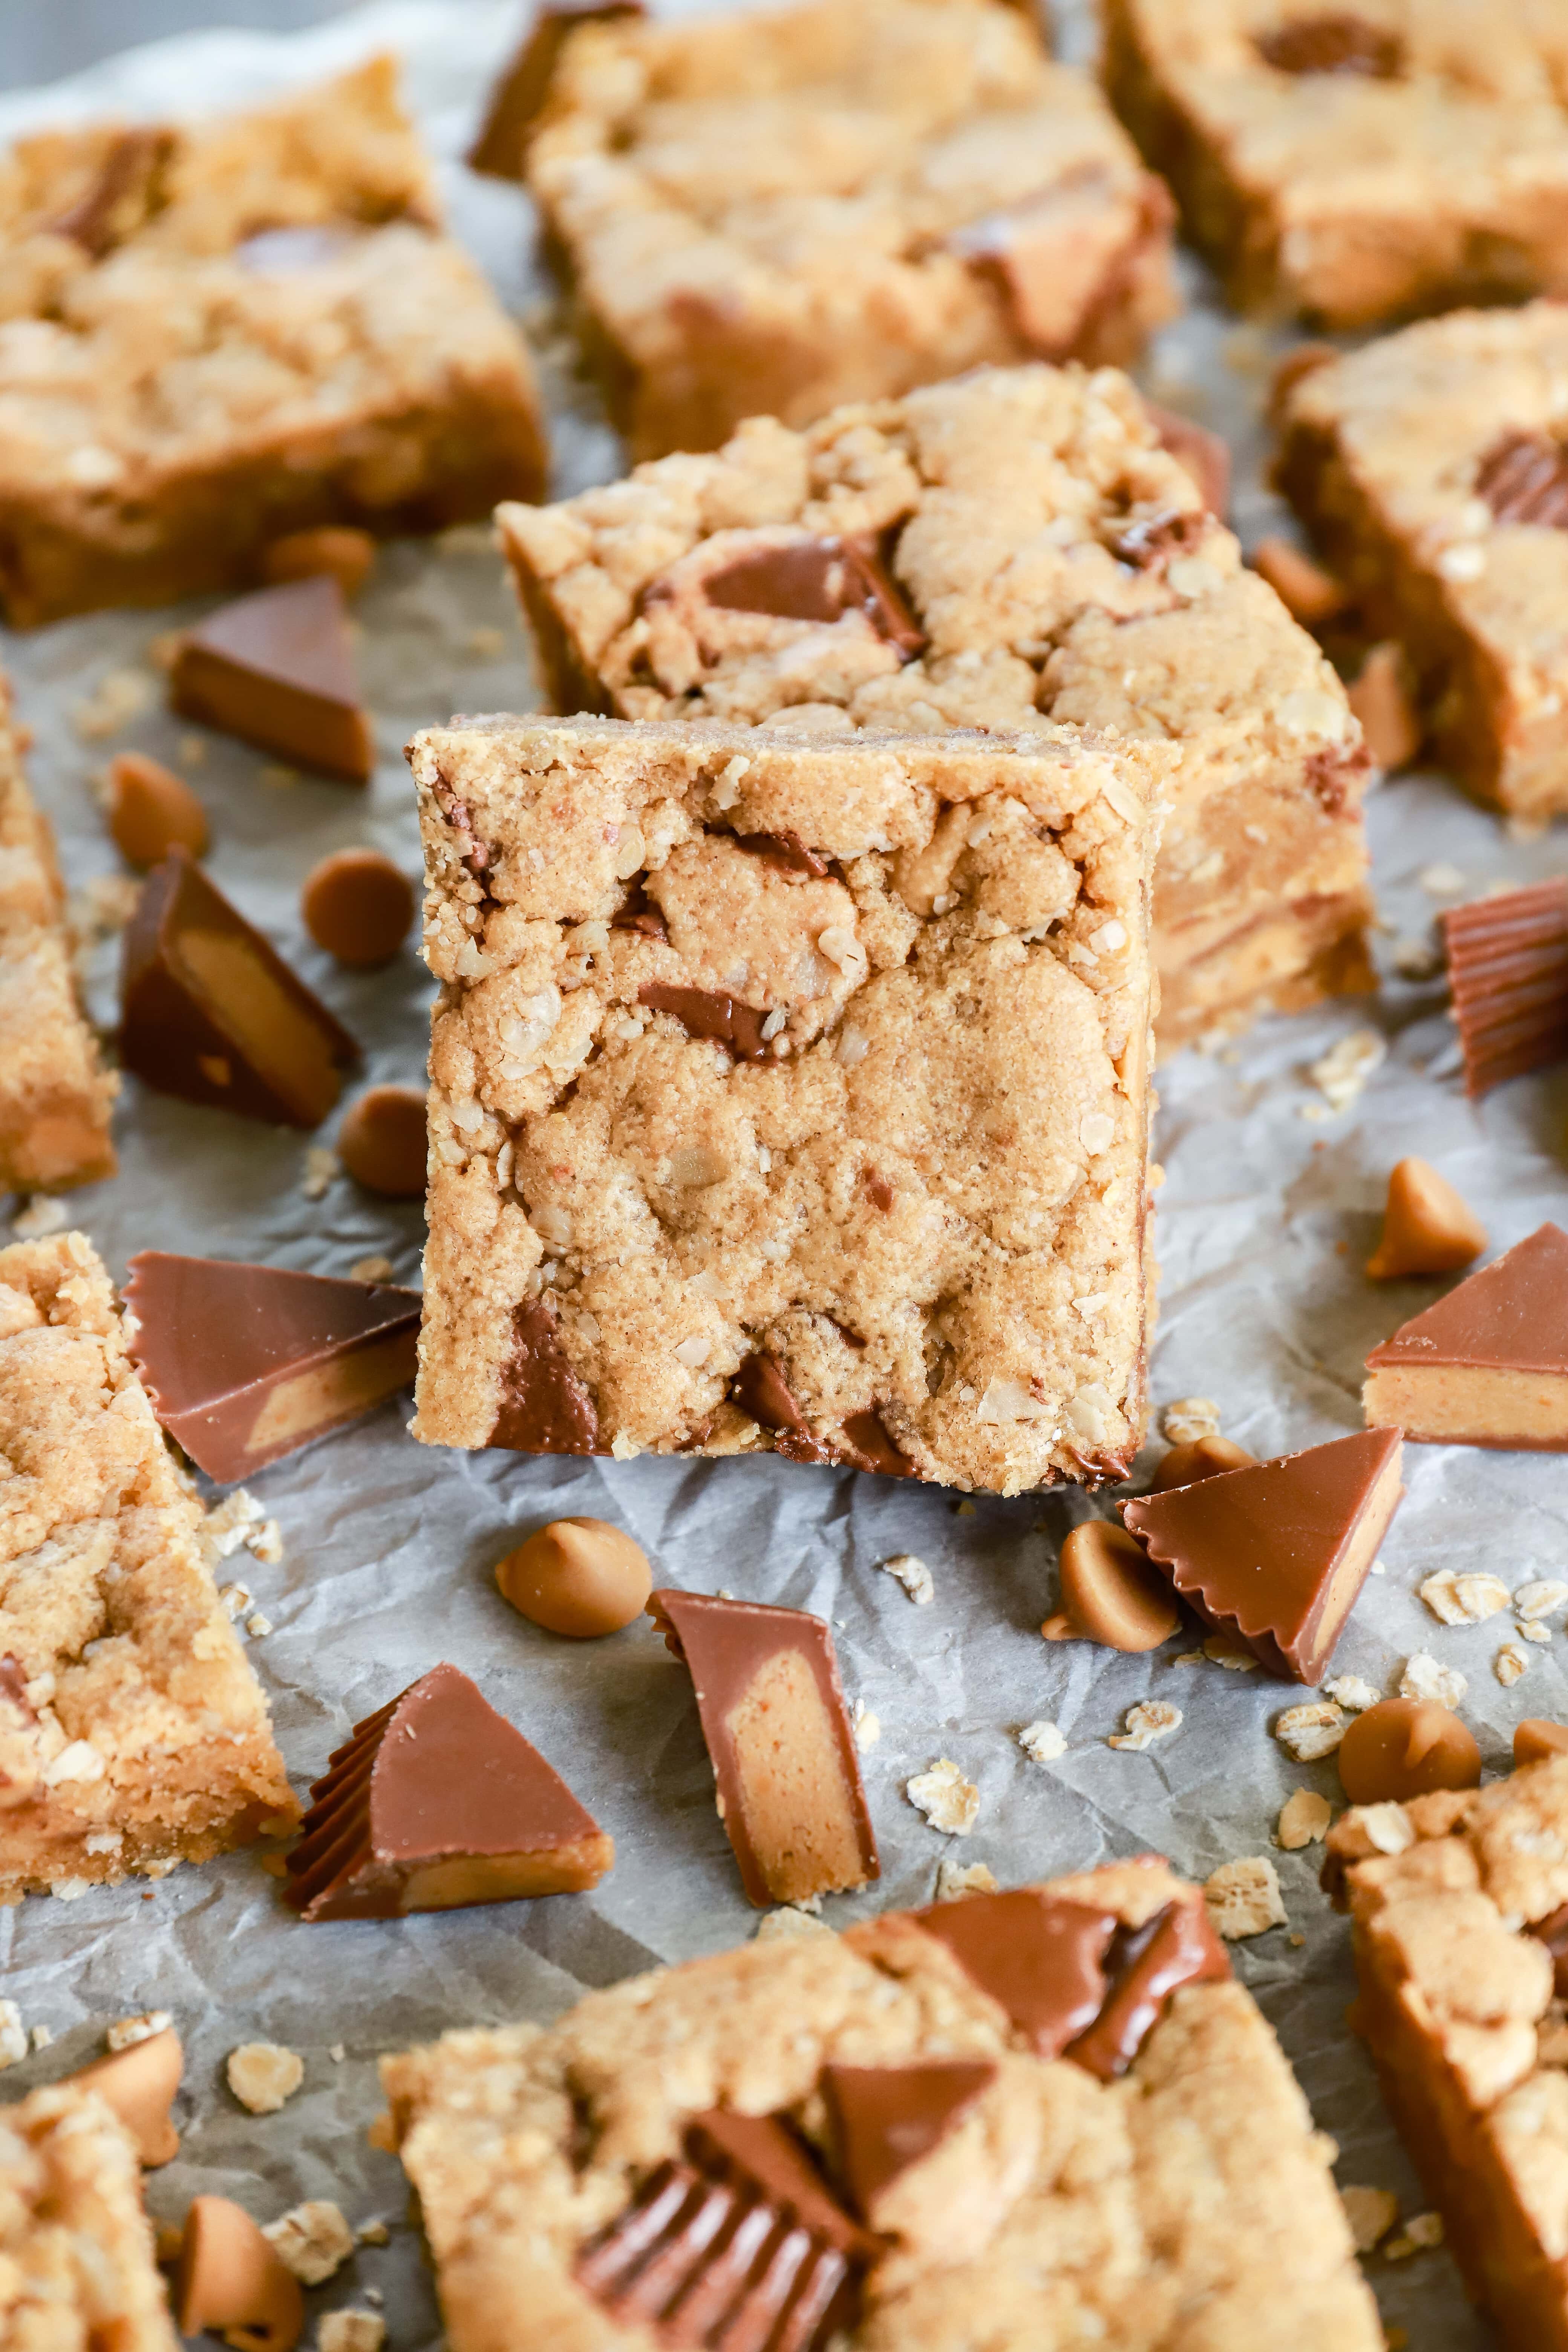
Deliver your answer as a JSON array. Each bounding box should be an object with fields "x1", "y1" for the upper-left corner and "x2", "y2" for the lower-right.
[
  {"x1": 124, "y1": 1251, "x2": 420, "y2": 1481},
  {"x1": 822, "y1": 2062, "x2": 995, "y2": 2216},
  {"x1": 170, "y1": 576, "x2": 373, "y2": 781},
  {"x1": 1122, "y1": 1427, "x2": 1403, "y2": 1682},
  {"x1": 911, "y1": 1888, "x2": 1116, "y2": 2055},
  {"x1": 1364, "y1": 1227, "x2": 1568, "y2": 1457},
  {"x1": 284, "y1": 1663, "x2": 611, "y2": 1919}
]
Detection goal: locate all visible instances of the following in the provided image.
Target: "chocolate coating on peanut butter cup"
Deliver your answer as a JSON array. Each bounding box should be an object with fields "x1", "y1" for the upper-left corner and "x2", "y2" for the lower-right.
[
  {"x1": 639, "y1": 983, "x2": 770, "y2": 1061},
  {"x1": 913, "y1": 1888, "x2": 1117, "y2": 2055},
  {"x1": 1366, "y1": 1223, "x2": 1568, "y2": 1378},
  {"x1": 701, "y1": 535, "x2": 925, "y2": 659},
  {"x1": 490, "y1": 1298, "x2": 601, "y2": 1456},
  {"x1": 1064, "y1": 1900, "x2": 1230, "y2": 2080},
  {"x1": 823, "y1": 2062, "x2": 996, "y2": 2215},
  {"x1": 1442, "y1": 880, "x2": 1568, "y2": 1097}
]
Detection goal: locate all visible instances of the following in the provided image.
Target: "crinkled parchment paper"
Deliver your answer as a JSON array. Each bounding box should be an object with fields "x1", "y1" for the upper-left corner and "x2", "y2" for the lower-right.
[{"x1": 0, "y1": 5, "x2": 1554, "y2": 2343}]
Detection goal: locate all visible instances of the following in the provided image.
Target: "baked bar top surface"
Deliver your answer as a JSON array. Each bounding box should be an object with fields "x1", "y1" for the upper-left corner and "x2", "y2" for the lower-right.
[
  {"x1": 380, "y1": 1857, "x2": 1380, "y2": 2352},
  {"x1": 0, "y1": 1229, "x2": 296, "y2": 1899},
  {"x1": 0, "y1": 56, "x2": 534, "y2": 501},
  {"x1": 0, "y1": 2080, "x2": 179, "y2": 2349},
  {"x1": 409, "y1": 713, "x2": 1167, "y2": 1493}
]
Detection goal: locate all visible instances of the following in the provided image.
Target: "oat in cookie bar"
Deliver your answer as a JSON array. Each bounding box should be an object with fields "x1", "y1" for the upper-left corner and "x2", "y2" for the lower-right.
[
  {"x1": 1325, "y1": 1754, "x2": 1568, "y2": 2349},
  {"x1": 0, "y1": 674, "x2": 118, "y2": 1193},
  {"x1": 380, "y1": 1857, "x2": 1381, "y2": 2352},
  {"x1": 0, "y1": 2079, "x2": 179, "y2": 2348},
  {"x1": 1276, "y1": 305, "x2": 1568, "y2": 817},
  {"x1": 409, "y1": 714, "x2": 1165, "y2": 1493},
  {"x1": 0, "y1": 57, "x2": 544, "y2": 626},
  {"x1": 0, "y1": 1230, "x2": 297, "y2": 1902},
  {"x1": 1103, "y1": 1, "x2": 1568, "y2": 329},
  {"x1": 497, "y1": 362, "x2": 1373, "y2": 1051},
  {"x1": 524, "y1": 0, "x2": 1176, "y2": 461}
]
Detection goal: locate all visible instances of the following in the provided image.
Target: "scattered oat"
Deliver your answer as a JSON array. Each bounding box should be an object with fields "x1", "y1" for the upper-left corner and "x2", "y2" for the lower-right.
[
  {"x1": 935, "y1": 1858, "x2": 997, "y2": 1902},
  {"x1": 49, "y1": 1879, "x2": 92, "y2": 1900},
  {"x1": 1516, "y1": 1580, "x2": 1568, "y2": 1620},
  {"x1": 1340, "y1": 2185, "x2": 1398, "y2": 2254},
  {"x1": 358, "y1": 2220, "x2": 389, "y2": 2247},
  {"x1": 226, "y1": 2041, "x2": 304, "y2": 2115},
  {"x1": 245, "y1": 1612, "x2": 273, "y2": 1639},
  {"x1": 906, "y1": 1757, "x2": 981, "y2": 1834},
  {"x1": 1277, "y1": 1789, "x2": 1333, "y2": 1850},
  {"x1": 11, "y1": 1196, "x2": 67, "y2": 1240},
  {"x1": 1109, "y1": 1700, "x2": 1182, "y2": 1752},
  {"x1": 28, "y1": 2024, "x2": 51, "y2": 2053},
  {"x1": 1303, "y1": 1028, "x2": 1385, "y2": 1117},
  {"x1": 1161, "y1": 1397, "x2": 1220, "y2": 1444},
  {"x1": 1496, "y1": 1640, "x2": 1531, "y2": 1686},
  {"x1": 1419, "y1": 1569, "x2": 1511, "y2": 1626},
  {"x1": 1521, "y1": 1619, "x2": 1553, "y2": 1644},
  {"x1": 1418, "y1": 862, "x2": 1467, "y2": 898},
  {"x1": 1203, "y1": 1636, "x2": 1259, "y2": 1671},
  {"x1": 1400, "y1": 1653, "x2": 1467, "y2": 1709},
  {"x1": 1205, "y1": 1855, "x2": 1286, "y2": 1939},
  {"x1": 851, "y1": 1699, "x2": 880, "y2": 1752},
  {"x1": 467, "y1": 626, "x2": 507, "y2": 660},
  {"x1": 1274, "y1": 1700, "x2": 1345, "y2": 1761},
  {"x1": 1018, "y1": 1720, "x2": 1067, "y2": 1764},
  {"x1": 1322, "y1": 1674, "x2": 1380, "y2": 1712},
  {"x1": 1172, "y1": 1649, "x2": 1205, "y2": 1666},
  {"x1": 878, "y1": 1553, "x2": 934, "y2": 1606},
  {"x1": 106, "y1": 2011, "x2": 170, "y2": 2052},
  {"x1": 755, "y1": 1905, "x2": 835, "y2": 1942},
  {"x1": 1384, "y1": 2210, "x2": 1444, "y2": 2262},
  {"x1": 72, "y1": 668, "x2": 152, "y2": 740},
  {"x1": 1358, "y1": 1802, "x2": 1416, "y2": 1856},
  {"x1": 318, "y1": 2316, "x2": 384, "y2": 2352},
  {"x1": 262, "y1": 2200, "x2": 353, "y2": 2286},
  {"x1": 302, "y1": 1145, "x2": 338, "y2": 1200},
  {"x1": 350, "y1": 1254, "x2": 395, "y2": 1283},
  {"x1": 0, "y1": 2003, "x2": 26, "y2": 2069},
  {"x1": 1391, "y1": 937, "x2": 1441, "y2": 981},
  {"x1": 329, "y1": 2044, "x2": 346, "y2": 2064}
]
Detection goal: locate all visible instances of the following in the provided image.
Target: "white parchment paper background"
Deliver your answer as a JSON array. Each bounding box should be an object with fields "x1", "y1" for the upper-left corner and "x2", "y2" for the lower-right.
[{"x1": 0, "y1": 5, "x2": 1560, "y2": 2344}]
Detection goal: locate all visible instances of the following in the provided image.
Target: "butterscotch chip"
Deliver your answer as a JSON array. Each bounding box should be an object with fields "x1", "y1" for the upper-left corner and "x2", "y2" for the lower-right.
[
  {"x1": 175, "y1": 2196, "x2": 304, "y2": 2352},
  {"x1": 1337, "y1": 1697, "x2": 1481, "y2": 1805},
  {"x1": 495, "y1": 1517, "x2": 652, "y2": 1637},
  {"x1": 1152, "y1": 1433, "x2": 1256, "y2": 1490},
  {"x1": 1365, "y1": 1157, "x2": 1487, "y2": 1280},
  {"x1": 69, "y1": 2025, "x2": 183, "y2": 2167},
  {"x1": 301, "y1": 849, "x2": 414, "y2": 968},
  {"x1": 1347, "y1": 644, "x2": 1419, "y2": 775},
  {"x1": 336, "y1": 1085, "x2": 427, "y2": 1198},
  {"x1": 1250, "y1": 536, "x2": 1350, "y2": 625},
  {"x1": 106, "y1": 751, "x2": 209, "y2": 870},
  {"x1": 261, "y1": 527, "x2": 377, "y2": 601},
  {"x1": 1041, "y1": 1519, "x2": 1179, "y2": 1651},
  {"x1": 1516, "y1": 1720, "x2": 1568, "y2": 1767}
]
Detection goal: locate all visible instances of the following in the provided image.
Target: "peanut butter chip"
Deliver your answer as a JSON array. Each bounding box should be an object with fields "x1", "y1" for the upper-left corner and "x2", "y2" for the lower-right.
[
  {"x1": 1337, "y1": 1696, "x2": 1481, "y2": 1805},
  {"x1": 495, "y1": 1517, "x2": 653, "y2": 1637},
  {"x1": 1152, "y1": 1435, "x2": 1257, "y2": 1490},
  {"x1": 1042, "y1": 1520, "x2": 1179, "y2": 1652},
  {"x1": 106, "y1": 750, "x2": 209, "y2": 869},
  {"x1": 335, "y1": 1085, "x2": 426, "y2": 1197},
  {"x1": 1250, "y1": 535, "x2": 1349, "y2": 626},
  {"x1": 1516, "y1": 1719, "x2": 1568, "y2": 1767},
  {"x1": 1365, "y1": 1157, "x2": 1487, "y2": 1279},
  {"x1": 175, "y1": 2196, "x2": 305, "y2": 2352},
  {"x1": 1348, "y1": 643, "x2": 1420, "y2": 773},
  {"x1": 260, "y1": 526, "x2": 376, "y2": 600},
  {"x1": 69, "y1": 2025, "x2": 183, "y2": 2167},
  {"x1": 301, "y1": 849, "x2": 414, "y2": 968}
]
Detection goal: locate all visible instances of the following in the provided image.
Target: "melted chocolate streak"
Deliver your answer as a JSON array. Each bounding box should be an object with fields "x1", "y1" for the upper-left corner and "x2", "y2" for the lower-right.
[
  {"x1": 1477, "y1": 432, "x2": 1568, "y2": 531},
  {"x1": 1254, "y1": 14, "x2": 1403, "y2": 76}
]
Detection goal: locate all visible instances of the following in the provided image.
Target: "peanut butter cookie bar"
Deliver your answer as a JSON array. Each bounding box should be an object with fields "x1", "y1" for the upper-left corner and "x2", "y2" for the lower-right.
[
  {"x1": 0, "y1": 2080, "x2": 178, "y2": 2347},
  {"x1": 1104, "y1": 0, "x2": 1568, "y2": 328},
  {"x1": 409, "y1": 714, "x2": 1167, "y2": 1491},
  {"x1": 380, "y1": 1857, "x2": 1382, "y2": 2352},
  {"x1": 0, "y1": 1230, "x2": 297, "y2": 1901},
  {"x1": 497, "y1": 364, "x2": 1372, "y2": 1049},
  {"x1": 525, "y1": 0, "x2": 1178, "y2": 459},
  {"x1": 0, "y1": 680, "x2": 118, "y2": 1193},
  {"x1": 0, "y1": 57, "x2": 544, "y2": 626}
]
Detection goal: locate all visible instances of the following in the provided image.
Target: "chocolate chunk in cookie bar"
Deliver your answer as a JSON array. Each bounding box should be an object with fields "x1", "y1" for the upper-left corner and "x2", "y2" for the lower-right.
[
  {"x1": 408, "y1": 714, "x2": 1167, "y2": 1493},
  {"x1": 1276, "y1": 305, "x2": 1568, "y2": 816},
  {"x1": 0, "y1": 58, "x2": 544, "y2": 626},
  {"x1": 380, "y1": 1857, "x2": 1383, "y2": 2352},
  {"x1": 1104, "y1": 1, "x2": 1568, "y2": 328},
  {"x1": 524, "y1": 0, "x2": 1177, "y2": 460},
  {"x1": 497, "y1": 363, "x2": 1372, "y2": 1053},
  {"x1": 0, "y1": 2081, "x2": 179, "y2": 2348},
  {"x1": 0, "y1": 1230, "x2": 298, "y2": 1901}
]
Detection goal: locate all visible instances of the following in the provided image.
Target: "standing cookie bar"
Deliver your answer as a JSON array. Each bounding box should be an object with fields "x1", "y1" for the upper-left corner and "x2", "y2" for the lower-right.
[
  {"x1": 498, "y1": 364, "x2": 1372, "y2": 1048},
  {"x1": 409, "y1": 714, "x2": 1168, "y2": 1491},
  {"x1": 0, "y1": 57, "x2": 545, "y2": 626},
  {"x1": 525, "y1": 0, "x2": 1178, "y2": 459}
]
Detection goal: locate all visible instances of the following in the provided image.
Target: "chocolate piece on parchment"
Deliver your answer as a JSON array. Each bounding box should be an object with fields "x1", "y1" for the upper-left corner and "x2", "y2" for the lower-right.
[
  {"x1": 1363, "y1": 1221, "x2": 1568, "y2": 1450},
  {"x1": 822, "y1": 2061, "x2": 996, "y2": 2218},
  {"x1": 170, "y1": 576, "x2": 374, "y2": 782},
  {"x1": 1122, "y1": 1427, "x2": 1403, "y2": 1683},
  {"x1": 123, "y1": 1251, "x2": 419, "y2": 1480},
  {"x1": 469, "y1": 1, "x2": 646, "y2": 179},
  {"x1": 648, "y1": 1588, "x2": 879, "y2": 1906},
  {"x1": 120, "y1": 850, "x2": 358, "y2": 1126},
  {"x1": 285, "y1": 1662, "x2": 611, "y2": 1919},
  {"x1": 1441, "y1": 880, "x2": 1568, "y2": 1097}
]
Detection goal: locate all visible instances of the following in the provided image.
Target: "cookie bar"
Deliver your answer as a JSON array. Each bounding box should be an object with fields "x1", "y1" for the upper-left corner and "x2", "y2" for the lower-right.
[
  {"x1": 380, "y1": 1857, "x2": 1383, "y2": 2352},
  {"x1": 0, "y1": 1230, "x2": 298, "y2": 1901},
  {"x1": 409, "y1": 713, "x2": 1168, "y2": 1493},
  {"x1": 0, "y1": 57, "x2": 545, "y2": 626},
  {"x1": 1276, "y1": 303, "x2": 1568, "y2": 818},
  {"x1": 1325, "y1": 1753, "x2": 1568, "y2": 2350},
  {"x1": 0, "y1": 2080, "x2": 179, "y2": 2349},
  {"x1": 0, "y1": 676, "x2": 118, "y2": 1191},
  {"x1": 525, "y1": 0, "x2": 1178, "y2": 460},
  {"x1": 497, "y1": 363, "x2": 1373, "y2": 1049},
  {"x1": 1103, "y1": 1, "x2": 1568, "y2": 328}
]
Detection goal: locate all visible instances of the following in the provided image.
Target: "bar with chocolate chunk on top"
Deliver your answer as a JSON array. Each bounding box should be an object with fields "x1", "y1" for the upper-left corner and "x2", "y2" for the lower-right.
[
  {"x1": 379, "y1": 1854, "x2": 1382, "y2": 2352},
  {"x1": 1364, "y1": 1222, "x2": 1568, "y2": 1451},
  {"x1": 1442, "y1": 880, "x2": 1568, "y2": 1097},
  {"x1": 408, "y1": 714, "x2": 1166, "y2": 1493},
  {"x1": 649, "y1": 1589, "x2": 878, "y2": 1906},
  {"x1": 1121, "y1": 1426, "x2": 1404, "y2": 1683},
  {"x1": 123, "y1": 1253, "x2": 420, "y2": 1481}
]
